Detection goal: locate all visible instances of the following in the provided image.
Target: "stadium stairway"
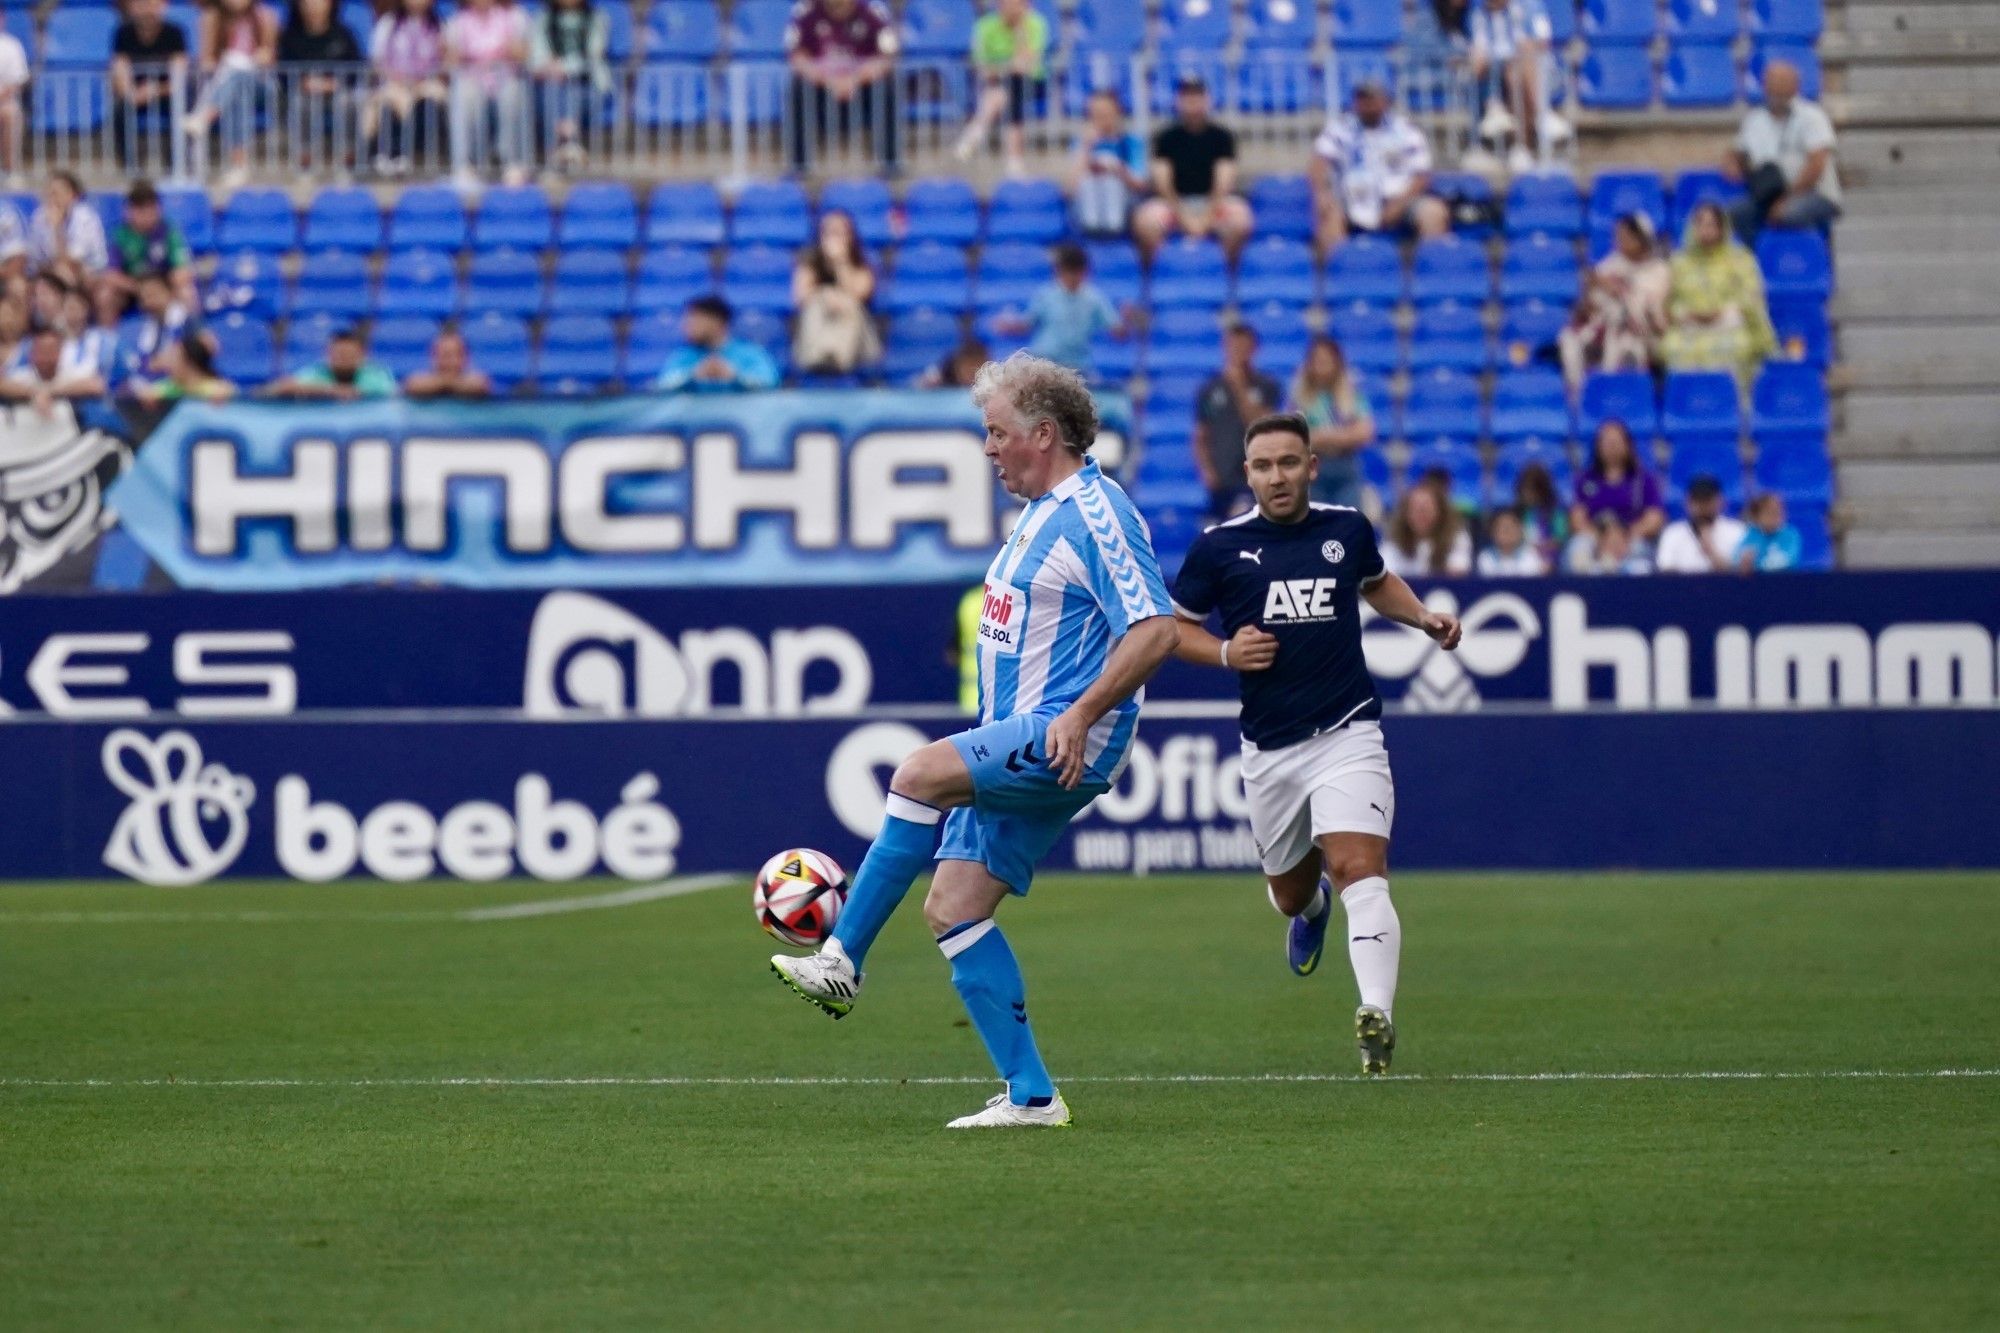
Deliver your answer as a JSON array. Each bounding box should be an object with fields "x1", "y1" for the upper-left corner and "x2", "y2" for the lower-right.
[{"x1": 1821, "y1": 0, "x2": 2000, "y2": 566}]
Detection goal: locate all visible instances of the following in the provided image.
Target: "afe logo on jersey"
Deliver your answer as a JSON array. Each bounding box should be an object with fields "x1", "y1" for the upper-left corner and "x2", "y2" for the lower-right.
[
  {"x1": 1263, "y1": 578, "x2": 1341, "y2": 624},
  {"x1": 979, "y1": 581, "x2": 1024, "y2": 655},
  {"x1": 1321, "y1": 541, "x2": 1345, "y2": 565}
]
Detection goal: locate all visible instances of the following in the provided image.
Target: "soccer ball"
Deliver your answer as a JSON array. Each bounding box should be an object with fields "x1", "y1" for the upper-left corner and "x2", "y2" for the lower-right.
[{"x1": 753, "y1": 848, "x2": 849, "y2": 948}]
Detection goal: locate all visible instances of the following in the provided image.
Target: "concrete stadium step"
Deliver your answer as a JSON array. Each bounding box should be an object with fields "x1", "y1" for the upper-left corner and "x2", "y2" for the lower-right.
[
  {"x1": 1834, "y1": 255, "x2": 2000, "y2": 320},
  {"x1": 1837, "y1": 390, "x2": 2000, "y2": 457},
  {"x1": 1836, "y1": 127, "x2": 2000, "y2": 186},
  {"x1": 1843, "y1": 528, "x2": 2000, "y2": 568},
  {"x1": 1839, "y1": 459, "x2": 2000, "y2": 522},
  {"x1": 1841, "y1": 61, "x2": 2000, "y2": 99},
  {"x1": 1836, "y1": 323, "x2": 2000, "y2": 390},
  {"x1": 1841, "y1": 0, "x2": 2000, "y2": 37},
  {"x1": 1828, "y1": 212, "x2": 2000, "y2": 249}
]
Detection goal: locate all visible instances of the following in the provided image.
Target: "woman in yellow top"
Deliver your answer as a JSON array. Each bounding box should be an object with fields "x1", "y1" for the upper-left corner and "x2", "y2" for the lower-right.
[
  {"x1": 1660, "y1": 200, "x2": 1778, "y2": 396},
  {"x1": 952, "y1": 0, "x2": 1049, "y2": 176}
]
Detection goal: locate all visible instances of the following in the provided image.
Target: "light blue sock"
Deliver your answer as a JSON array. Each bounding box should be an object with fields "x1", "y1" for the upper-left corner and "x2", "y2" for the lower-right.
[
  {"x1": 938, "y1": 919, "x2": 1055, "y2": 1106},
  {"x1": 827, "y1": 793, "x2": 942, "y2": 970}
]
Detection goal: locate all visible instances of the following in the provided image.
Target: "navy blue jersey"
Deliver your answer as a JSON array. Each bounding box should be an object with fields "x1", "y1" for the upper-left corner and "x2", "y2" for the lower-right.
[{"x1": 1171, "y1": 504, "x2": 1387, "y2": 749}]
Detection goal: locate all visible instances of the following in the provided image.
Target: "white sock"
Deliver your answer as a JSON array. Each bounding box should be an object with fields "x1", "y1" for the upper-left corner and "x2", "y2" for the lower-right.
[
  {"x1": 1267, "y1": 882, "x2": 1328, "y2": 920},
  {"x1": 1340, "y1": 876, "x2": 1400, "y2": 1017}
]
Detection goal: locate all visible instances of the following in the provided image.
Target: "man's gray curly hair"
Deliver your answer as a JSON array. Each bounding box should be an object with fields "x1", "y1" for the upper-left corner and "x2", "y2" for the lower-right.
[{"x1": 970, "y1": 351, "x2": 1098, "y2": 455}]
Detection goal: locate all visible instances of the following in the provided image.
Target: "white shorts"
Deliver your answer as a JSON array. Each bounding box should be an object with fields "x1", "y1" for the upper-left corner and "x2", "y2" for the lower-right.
[{"x1": 1239, "y1": 721, "x2": 1396, "y2": 877}]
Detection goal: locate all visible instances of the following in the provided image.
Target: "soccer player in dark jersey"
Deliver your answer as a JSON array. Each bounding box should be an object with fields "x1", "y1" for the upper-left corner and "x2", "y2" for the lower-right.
[{"x1": 1169, "y1": 412, "x2": 1462, "y2": 1074}]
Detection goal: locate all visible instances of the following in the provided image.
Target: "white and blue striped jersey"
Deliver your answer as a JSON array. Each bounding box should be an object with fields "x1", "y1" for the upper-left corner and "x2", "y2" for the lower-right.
[
  {"x1": 975, "y1": 457, "x2": 1174, "y2": 769},
  {"x1": 1469, "y1": 0, "x2": 1551, "y2": 60}
]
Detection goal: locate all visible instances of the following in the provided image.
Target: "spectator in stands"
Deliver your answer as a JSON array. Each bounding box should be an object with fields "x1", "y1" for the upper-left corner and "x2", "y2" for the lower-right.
[
  {"x1": 364, "y1": 0, "x2": 448, "y2": 174},
  {"x1": 0, "y1": 6, "x2": 25, "y2": 187},
  {"x1": 28, "y1": 271, "x2": 66, "y2": 332},
  {"x1": 1067, "y1": 91, "x2": 1148, "y2": 240},
  {"x1": 118, "y1": 271, "x2": 198, "y2": 389},
  {"x1": 112, "y1": 0, "x2": 192, "y2": 172},
  {"x1": 1286, "y1": 335, "x2": 1376, "y2": 508},
  {"x1": 29, "y1": 174, "x2": 110, "y2": 287},
  {"x1": 187, "y1": 0, "x2": 282, "y2": 189},
  {"x1": 102, "y1": 182, "x2": 199, "y2": 324},
  {"x1": 0, "y1": 291, "x2": 24, "y2": 373},
  {"x1": 1737, "y1": 492, "x2": 1801, "y2": 572},
  {"x1": 995, "y1": 243, "x2": 1124, "y2": 380},
  {"x1": 445, "y1": 0, "x2": 532, "y2": 188},
  {"x1": 1512, "y1": 460, "x2": 1569, "y2": 567},
  {"x1": 1468, "y1": 0, "x2": 1565, "y2": 173},
  {"x1": 1310, "y1": 75, "x2": 1449, "y2": 253},
  {"x1": 403, "y1": 326, "x2": 493, "y2": 398},
  {"x1": 1662, "y1": 201, "x2": 1777, "y2": 394},
  {"x1": 128, "y1": 330, "x2": 238, "y2": 407},
  {"x1": 1571, "y1": 419, "x2": 1666, "y2": 547},
  {"x1": 278, "y1": 0, "x2": 366, "y2": 170},
  {"x1": 1, "y1": 327, "x2": 109, "y2": 418},
  {"x1": 1565, "y1": 511, "x2": 1653, "y2": 575},
  {"x1": 530, "y1": 0, "x2": 612, "y2": 173},
  {"x1": 915, "y1": 337, "x2": 990, "y2": 390},
  {"x1": 785, "y1": 0, "x2": 901, "y2": 177},
  {"x1": 266, "y1": 327, "x2": 399, "y2": 399},
  {"x1": 953, "y1": 0, "x2": 1049, "y2": 178},
  {"x1": 0, "y1": 193, "x2": 24, "y2": 284},
  {"x1": 1654, "y1": 474, "x2": 1748, "y2": 574},
  {"x1": 1726, "y1": 60, "x2": 1841, "y2": 242},
  {"x1": 61, "y1": 288, "x2": 121, "y2": 389},
  {"x1": 1476, "y1": 507, "x2": 1549, "y2": 576},
  {"x1": 1194, "y1": 322, "x2": 1282, "y2": 517},
  {"x1": 1560, "y1": 212, "x2": 1670, "y2": 391},
  {"x1": 656, "y1": 296, "x2": 781, "y2": 394},
  {"x1": 1407, "y1": 0, "x2": 1471, "y2": 63},
  {"x1": 1134, "y1": 76, "x2": 1254, "y2": 263},
  {"x1": 791, "y1": 210, "x2": 882, "y2": 375},
  {"x1": 1383, "y1": 480, "x2": 1473, "y2": 577}
]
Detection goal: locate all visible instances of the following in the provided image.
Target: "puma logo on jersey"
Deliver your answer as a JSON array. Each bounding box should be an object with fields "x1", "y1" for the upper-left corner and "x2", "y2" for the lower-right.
[
  {"x1": 1262, "y1": 578, "x2": 1341, "y2": 623},
  {"x1": 1238, "y1": 549, "x2": 1263, "y2": 565}
]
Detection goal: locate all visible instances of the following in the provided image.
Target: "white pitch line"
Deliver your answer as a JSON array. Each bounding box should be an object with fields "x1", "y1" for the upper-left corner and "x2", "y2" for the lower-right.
[
  {"x1": 0, "y1": 1069, "x2": 1994, "y2": 1090},
  {"x1": 0, "y1": 874, "x2": 739, "y2": 925}
]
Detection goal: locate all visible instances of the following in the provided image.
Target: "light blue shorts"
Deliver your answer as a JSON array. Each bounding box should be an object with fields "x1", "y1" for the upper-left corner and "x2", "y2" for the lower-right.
[{"x1": 937, "y1": 709, "x2": 1112, "y2": 896}]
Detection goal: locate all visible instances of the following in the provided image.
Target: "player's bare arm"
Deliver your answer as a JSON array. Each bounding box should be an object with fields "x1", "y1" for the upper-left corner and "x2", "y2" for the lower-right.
[
  {"x1": 1046, "y1": 614, "x2": 1178, "y2": 789},
  {"x1": 1172, "y1": 615, "x2": 1279, "y2": 672},
  {"x1": 1361, "y1": 572, "x2": 1462, "y2": 650}
]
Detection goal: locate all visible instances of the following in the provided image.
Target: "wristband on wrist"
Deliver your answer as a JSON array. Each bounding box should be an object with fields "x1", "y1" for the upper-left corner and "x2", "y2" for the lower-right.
[{"x1": 1220, "y1": 639, "x2": 1231, "y2": 668}]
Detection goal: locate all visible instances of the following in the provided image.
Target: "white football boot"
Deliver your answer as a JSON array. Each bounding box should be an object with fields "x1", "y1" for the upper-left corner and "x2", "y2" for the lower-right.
[
  {"x1": 770, "y1": 951, "x2": 862, "y2": 1018},
  {"x1": 945, "y1": 1089, "x2": 1073, "y2": 1129}
]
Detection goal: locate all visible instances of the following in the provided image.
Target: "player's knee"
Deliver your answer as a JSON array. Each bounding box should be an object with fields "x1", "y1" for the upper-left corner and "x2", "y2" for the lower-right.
[
  {"x1": 890, "y1": 742, "x2": 958, "y2": 806},
  {"x1": 1327, "y1": 849, "x2": 1388, "y2": 891},
  {"x1": 922, "y1": 883, "x2": 983, "y2": 936}
]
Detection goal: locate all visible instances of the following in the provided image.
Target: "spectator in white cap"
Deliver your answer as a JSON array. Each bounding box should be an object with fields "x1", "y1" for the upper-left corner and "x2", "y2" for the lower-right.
[{"x1": 1310, "y1": 75, "x2": 1449, "y2": 254}]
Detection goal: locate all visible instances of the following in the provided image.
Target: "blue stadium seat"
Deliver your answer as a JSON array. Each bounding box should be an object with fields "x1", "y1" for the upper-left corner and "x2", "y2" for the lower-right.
[
  {"x1": 217, "y1": 190, "x2": 297, "y2": 254},
  {"x1": 1753, "y1": 430, "x2": 1834, "y2": 506},
  {"x1": 207, "y1": 312, "x2": 277, "y2": 385},
  {"x1": 551, "y1": 249, "x2": 633, "y2": 317},
  {"x1": 1330, "y1": 0, "x2": 1402, "y2": 47},
  {"x1": 904, "y1": 178, "x2": 983, "y2": 246},
  {"x1": 560, "y1": 182, "x2": 640, "y2": 249},
  {"x1": 1084, "y1": 240, "x2": 1143, "y2": 306},
  {"x1": 370, "y1": 314, "x2": 440, "y2": 379},
  {"x1": 986, "y1": 179, "x2": 1068, "y2": 245},
  {"x1": 635, "y1": 243, "x2": 712, "y2": 307},
  {"x1": 1093, "y1": 329, "x2": 1141, "y2": 383},
  {"x1": 460, "y1": 312, "x2": 532, "y2": 391},
  {"x1": 1752, "y1": 363, "x2": 1830, "y2": 433},
  {"x1": 720, "y1": 245, "x2": 797, "y2": 313},
  {"x1": 1769, "y1": 294, "x2": 1831, "y2": 366},
  {"x1": 1325, "y1": 237, "x2": 1404, "y2": 307},
  {"x1": 1408, "y1": 302, "x2": 1490, "y2": 374},
  {"x1": 819, "y1": 179, "x2": 896, "y2": 248},
  {"x1": 1245, "y1": 175, "x2": 1315, "y2": 244},
  {"x1": 301, "y1": 188, "x2": 383, "y2": 254},
  {"x1": 621, "y1": 310, "x2": 682, "y2": 381},
  {"x1": 1747, "y1": 42, "x2": 1822, "y2": 100},
  {"x1": 644, "y1": 182, "x2": 726, "y2": 248},
  {"x1": 1666, "y1": 433, "x2": 1745, "y2": 505},
  {"x1": 731, "y1": 179, "x2": 812, "y2": 247},
  {"x1": 1143, "y1": 331, "x2": 1215, "y2": 381},
  {"x1": 463, "y1": 250, "x2": 547, "y2": 318},
  {"x1": 1159, "y1": 0, "x2": 1236, "y2": 54},
  {"x1": 1236, "y1": 53, "x2": 1325, "y2": 116},
  {"x1": 1061, "y1": 56, "x2": 1141, "y2": 119},
  {"x1": 538, "y1": 315, "x2": 623, "y2": 395},
  {"x1": 977, "y1": 242, "x2": 1055, "y2": 311},
  {"x1": 1582, "y1": 0, "x2": 1659, "y2": 42},
  {"x1": 1405, "y1": 445, "x2": 1485, "y2": 509},
  {"x1": 39, "y1": 9, "x2": 120, "y2": 66},
  {"x1": 388, "y1": 186, "x2": 468, "y2": 252},
  {"x1": 1662, "y1": 370, "x2": 1743, "y2": 436},
  {"x1": 1580, "y1": 370, "x2": 1659, "y2": 436},
  {"x1": 1500, "y1": 299, "x2": 1568, "y2": 368},
  {"x1": 645, "y1": 1, "x2": 722, "y2": 60},
  {"x1": 1498, "y1": 234, "x2": 1580, "y2": 304},
  {"x1": 1409, "y1": 236, "x2": 1491, "y2": 305},
  {"x1": 1235, "y1": 237, "x2": 1316, "y2": 306},
  {"x1": 903, "y1": 0, "x2": 978, "y2": 58},
  {"x1": 882, "y1": 242, "x2": 974, "y2": 314},
  {"x1": 1150, "y1": 306, "x2": 1219, "y2": 346},
  {"x1": 289, "y1": 251, "x2": 373, "y2": 321},
  {"x1": 1431, "y1": 171, "x2": 1499, "y2": 240},
  {"x1": 1505, "y1": 172, "x2": 1584, "y2": 238},
  {"x1": 1749, "y1": 0, "x2": 1824, "y2": 41},
  {"x1": 1662, "y1": 41, "x2": 1739, "y2": 108},
  {"x1": 975, "y1": 310, "x2": 1031, "y2": 361},
  {"x1": 1588, "y1": 170, "x2": 1670, "y2": 237},
  {"x1": 376, "y1": 249, "x2": 460, "y2": 319},
  {"x1": 1244, "y1": 0, "x2": 1320, "y2": 49},
  {"x1": 1327, "y1": 301, "x2": 1400, "y2": 376},
  {"x1": 1666, "y1": 0, "x2": 1741, "y2": 40},
  {"x1": 1671, "y1": 168, "x2": 1747, "y2": 231},
  {"x1": 885, "y1": 307, "x2": 963, "y2": 379},
  {"x1": 632, "y1": 62, "x2": 712, "y2": 129},
  {"x1": 1576, "y1": 46, "x2": 1655, "y2": 109},
  {"x1": 283, "y1": 314, "x2": 342, "y2": 374},
  {"x1": 1490, "y1": 368, "x2": 1573, "y2": 441},
  {"x1": 161, "y1": 188, "x2": 215, "y2": 255},
  {"x1": 1074, "y1": 0, "x2": 1149, "y2": 56},
  {"x1": 1332, "y1": 53, "x2": 1399, "y2": 105},
  {"x1": 207, "y1": 251, "x2": 284, "y2": 321},
  {"x1": 475, "y1": 186, "x2": 554, "y2": 251},
  {"x1": 599, "y1": 0, "x2": 638, "y2": 61},
  {"x1": 727, "y1": 0, "x2": 793, "y2": 58},
  {"x1": 1400, "y1": 369, "x2": 1483, "y2": 440},
  {"x1": 1150, "y1": 239, "x2": 1228, "y2": 310},
  {"x1": 1757, "y1": 230, "x2": 1833, "y2": 300},
  {"x1": 1792, "y1": 502, "x2": 1833, "y2": 569}
]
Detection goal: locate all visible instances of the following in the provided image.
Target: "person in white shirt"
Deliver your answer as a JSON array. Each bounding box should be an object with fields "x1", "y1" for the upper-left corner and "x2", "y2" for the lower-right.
[
  {"x1": 1310, "y1": 78, "x2": 1449, "y2": 253},
  {"x1": 1468, "y1": 0, "x2": 1567, "y2": 172},
  {"x1": 1726, "y1": 60, "x2": 1841, "y2": 242},
  {"x1": 0, "y1": 326, "x2": 109, "y2": 418},
  {"x1": 1653, "y1": 475, "x2": 1749, "y2": 575},
  {"x1": 1476, "y1": 506, "x2": 1549, "y2": 576},
  {"x1": 1381, "y1": 482, "x2": 1473, "y2": 577},
  {"x1": 0, "y1": 194, "x2": 25, "y2": 282},
  {"x1": 0, "y1": 7, "x2": 27, "y2": 184},
  {"x1": 28, "y1": 172, "x2": 111, "y2": 282}
]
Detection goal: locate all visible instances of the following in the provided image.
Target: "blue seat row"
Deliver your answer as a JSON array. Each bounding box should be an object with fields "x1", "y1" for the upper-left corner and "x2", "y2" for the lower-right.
[{"x1": 1579, "y1": 38, "x2": 1823, "y2": 109}]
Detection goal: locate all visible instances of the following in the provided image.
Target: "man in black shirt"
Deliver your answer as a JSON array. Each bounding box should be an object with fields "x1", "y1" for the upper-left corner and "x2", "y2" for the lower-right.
[
  {"x1": 110, "y1": 0, "x2": 190, "y2": 171},
  {"x1": 1134, "y1": 75, "x2": 1254, "y2": 262}
]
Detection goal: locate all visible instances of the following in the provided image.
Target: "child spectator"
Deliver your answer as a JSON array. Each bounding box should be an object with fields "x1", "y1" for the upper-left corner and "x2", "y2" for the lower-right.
[
  {"x1": 1383, "y1": 481, "x2": 1473, "y2": 577},
  {"x1": 1737, "y1": 493, "x2": 1802, "y2": 572},
  {"x1": 1066, "y1": 91, "x2": 1148, "y2": 239},
  {"x1": 1663, "y1": 201, "x2": 1777, "y2": 395},
  {"x1": 1477, "y1": 506, "x2": 1548, "y2": 576},
  {"x1": 1565, "y1": 512, "x2": 1653, "y2": 575},
  {"x1": 1286, "y1": 335, "x2": 1375, "y2": 508},
  {"x1": 1560, "y1": 212, "x2": 1669, "y2": 391},
  {"x1": 119, "y1": 271, "x2": 198, "y2": 391},
  {"x1": 791, "y1": 210, "x2": 881, "y2": 375},
  {"x1": 365, "y1": 0, "x2": 448, "y2": 173},
  {"x1": 954, "y1": 0, "x2": 1049, "y2": 178},
  {"x1": 997, "y1": 243, "x2": 1124, "y2": 379},
  {"x1": 103, "y1": 181, "x2": 198, "y2": 321},
  {"x1": 1571, "y1": 419, "x2": 1666, "y2": 547},
  {"x1": 915, "y1": 338, "x2": 991, "y2": 390},
  {"x1": 1654, "y1": 474, "x2": 1748, "y2": 574}
]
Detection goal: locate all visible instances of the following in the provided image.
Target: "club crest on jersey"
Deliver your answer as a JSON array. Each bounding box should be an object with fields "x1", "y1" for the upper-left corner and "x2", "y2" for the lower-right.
[
  {"x1": 1322, "y1": 540, "x2": 1345, "y2": 565},
  {"x1": 1263, "y1": 578, "x2": 1341, "y2": 624}
]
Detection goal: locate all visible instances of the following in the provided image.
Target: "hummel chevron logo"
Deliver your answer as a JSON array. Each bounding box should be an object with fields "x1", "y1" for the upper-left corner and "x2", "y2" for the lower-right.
[
  {"x1": 1003, "y1": 740, "x2": 1046, "y2": 773},
  {"x1": 1239, "y1": 549, "x2": 1263, "y2": 565},
  {"x1": 1352, "y1": 933, "x2": 1388, "y2": 944},
  {"x1": 1012, "y1": 1001, "x2": 1028, "y2": 1025}
]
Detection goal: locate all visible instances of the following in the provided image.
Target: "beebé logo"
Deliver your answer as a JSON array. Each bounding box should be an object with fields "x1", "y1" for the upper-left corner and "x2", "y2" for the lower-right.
[{"x1": 101, "y1": 729, "x2": 257, "y2": 886}]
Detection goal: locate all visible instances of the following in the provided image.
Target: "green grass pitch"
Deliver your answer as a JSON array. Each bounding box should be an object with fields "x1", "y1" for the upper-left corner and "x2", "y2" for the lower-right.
[{"x1": 2, "y1": 872, "x2": 1996, "y2": 1330}]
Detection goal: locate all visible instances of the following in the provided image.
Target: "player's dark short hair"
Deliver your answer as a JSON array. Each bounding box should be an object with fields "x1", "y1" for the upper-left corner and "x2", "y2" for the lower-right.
[
  {"x1": 1244, "y1": 411, "x2": 1312, "y2": 453},
  {"x1": 687, "y1": 294, "x2": 733, "y2": 325},
  {"x1": 1686, "y1": 474, "x2": 1722, "y2": 502}
]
